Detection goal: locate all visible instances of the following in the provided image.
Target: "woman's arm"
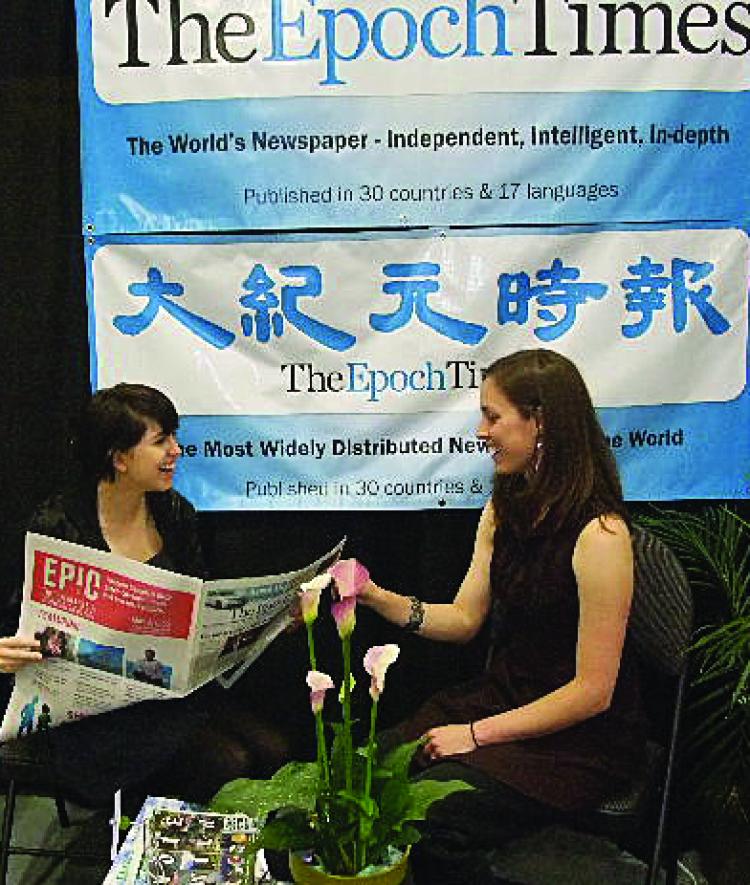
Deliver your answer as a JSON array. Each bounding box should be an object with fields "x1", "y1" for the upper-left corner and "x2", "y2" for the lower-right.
[
  {"x1": 359, "y1": 501, "x2": 495, "y2": 643},
  {"x1": 425, "y1": 515, "x2": 633, "y2": 757}
]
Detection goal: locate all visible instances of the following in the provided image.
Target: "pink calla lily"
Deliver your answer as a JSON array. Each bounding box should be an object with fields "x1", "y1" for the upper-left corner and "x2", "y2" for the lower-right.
[
  {"x1": 328, "y1": 559, "x2": 369, "y2": 638},
  {"x1": 306, "y1": 670, "x2": 334, "y2": 714},
  {"x1": 331, "y1": 595, "x2": 357, "y2": 638},
  {"x1": 363, "y1": 644, "x2": 400, "y2": 700},
  {"x1": 299, "y1": 573, "x2": 331, "y2": 625},
  {"x1": 328, "y1": 559, "x2": 370, "y2": 599}
]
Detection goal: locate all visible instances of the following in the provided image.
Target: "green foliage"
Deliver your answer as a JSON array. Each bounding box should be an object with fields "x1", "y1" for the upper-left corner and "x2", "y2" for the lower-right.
[
  {"x1": 330, "y1": 721, "x2": 364, "y2": 792},
  {"x1": 261, "y1": 810, "x2": 316, "y2": 852},
  {"x1": 212, "y1": 736, "x2": 472, "y2": 875},
  {"x1": 212, "y1": 761, "x2": 319, "y2": 819},
  {"x1": 368, "y1": 738, "x2": 469, "y2": 859},
  {"x1": 637, "y1": 506, "x2": 750, "y2": 805},
  {"x1": 212, "y1": 571, "x2": 475, "y2": 876}
]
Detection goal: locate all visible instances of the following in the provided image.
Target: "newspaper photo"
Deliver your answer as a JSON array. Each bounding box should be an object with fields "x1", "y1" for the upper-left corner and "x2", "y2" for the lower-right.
[{"x1": 0, "y1": 532, "x2": 344, "y2": 741}]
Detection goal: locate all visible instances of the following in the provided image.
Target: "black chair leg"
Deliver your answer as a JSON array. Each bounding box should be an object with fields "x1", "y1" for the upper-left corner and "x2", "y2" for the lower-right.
[
  {"x1": 663, "y1": 843, "x2": 680, "y2": 885},
  {"x1": 54, "y1": 795, "x2": 70, "y2": 828},
  {"x1": 0, "y1": 779, "x2": 18, "y2": 885}
]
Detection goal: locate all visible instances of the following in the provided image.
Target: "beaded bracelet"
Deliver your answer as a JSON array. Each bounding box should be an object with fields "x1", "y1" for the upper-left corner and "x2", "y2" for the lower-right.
[{"x1": 404, "y1": 595, "x2": 425, "y2": 633}]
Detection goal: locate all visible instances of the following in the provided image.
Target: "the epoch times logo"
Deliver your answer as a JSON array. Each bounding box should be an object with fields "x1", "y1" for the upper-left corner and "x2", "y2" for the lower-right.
[
  {"x1": 280, "y1": 359, "x2": 481, "y2": 402},
  {"x1": 92, "y1": 0, "x2": 749, "y2": 102}
]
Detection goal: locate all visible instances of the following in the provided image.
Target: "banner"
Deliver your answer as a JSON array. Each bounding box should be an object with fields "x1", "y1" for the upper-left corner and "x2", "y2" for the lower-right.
[
  {"x1": 75, "y1": 0, "x2": 750, "y2": 232},
  {"x1": 85, "y1": 225, "x2": 750, "y2": 506}
]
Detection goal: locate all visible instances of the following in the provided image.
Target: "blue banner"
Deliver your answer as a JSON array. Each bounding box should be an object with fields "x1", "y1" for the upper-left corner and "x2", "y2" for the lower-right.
[
  {"x1": 75, "y1": 0, "x2": 750, "y2": 232},
  {"x1": 84, "y1": 224, "x2": 750, "y2": 507}
]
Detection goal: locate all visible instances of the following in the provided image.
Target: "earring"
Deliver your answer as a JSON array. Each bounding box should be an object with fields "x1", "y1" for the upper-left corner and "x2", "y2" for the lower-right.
[{"x1": 532, "y1": 437, "x2": 543, "y2": 473}]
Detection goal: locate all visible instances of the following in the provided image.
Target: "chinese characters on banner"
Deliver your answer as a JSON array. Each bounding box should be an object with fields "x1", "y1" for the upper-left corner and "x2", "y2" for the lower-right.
[
  {"x1": 86, "y1": 227, "x2": 750, "y2": 506},
  {"x1": 75, "y1": 0, "x2": 750, "y2": 505}
]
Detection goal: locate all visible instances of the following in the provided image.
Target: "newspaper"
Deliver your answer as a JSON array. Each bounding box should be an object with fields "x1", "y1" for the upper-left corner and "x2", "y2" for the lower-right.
[{"x1": 0, "y1": 532, "x2": 344, "y2": 741}]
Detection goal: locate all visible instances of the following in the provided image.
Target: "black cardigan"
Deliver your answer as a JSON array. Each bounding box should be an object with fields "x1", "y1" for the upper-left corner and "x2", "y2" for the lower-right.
[{"x1": 27, "y1": 484, "x2": 206, "y2": 580}]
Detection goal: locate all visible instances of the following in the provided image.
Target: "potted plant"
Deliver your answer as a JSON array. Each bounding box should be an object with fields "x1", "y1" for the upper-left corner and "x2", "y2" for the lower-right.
[
  {"x1": 211, "y1": 560, "x2": 472, "y2": 883},
  {"x1": 637, "y1": 505, "x2": 750, "y2": 883}
]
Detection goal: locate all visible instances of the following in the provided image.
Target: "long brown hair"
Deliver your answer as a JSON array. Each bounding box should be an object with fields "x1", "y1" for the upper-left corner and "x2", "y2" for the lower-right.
[{"x1": 487, "y1": 349, "x2": 626, "y2": 537}]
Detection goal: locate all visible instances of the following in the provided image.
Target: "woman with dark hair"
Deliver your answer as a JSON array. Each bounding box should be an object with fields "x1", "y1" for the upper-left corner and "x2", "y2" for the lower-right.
[
  {"x1": 28, "y1": 383, "x2": 202, "y2": 577},
  {"x1": 359, "y1": 349, "x2": 646, "y2": 884},
  {"x1": 0, "y1": 383, "x2": 286, "y2": 808}
]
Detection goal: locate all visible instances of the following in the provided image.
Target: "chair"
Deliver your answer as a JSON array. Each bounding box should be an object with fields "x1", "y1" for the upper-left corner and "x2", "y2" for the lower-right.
[
  {"x1": 573, "y1": 524, "x2": 694, "y2": 885},
  {"x1": 488, "y1": 524, "x2": 693, "y2": 885},
  {"x1": 0, "y1": 730, "x2": 118, "y2": 883}
]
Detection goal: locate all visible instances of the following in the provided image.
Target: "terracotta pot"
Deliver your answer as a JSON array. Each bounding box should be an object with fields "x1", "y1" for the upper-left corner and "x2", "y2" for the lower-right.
[{"x1": 289, "y1": 848, "x2": 410, "y2": 885}]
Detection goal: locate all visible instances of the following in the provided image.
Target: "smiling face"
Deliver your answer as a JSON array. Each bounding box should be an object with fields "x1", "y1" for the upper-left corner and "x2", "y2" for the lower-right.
[
  {"x1": 477, "y1": 377, "x2": 540, "y2": 475},
  {"x1": 113, "y1": 418, "x2": 181, "y2": 492}
]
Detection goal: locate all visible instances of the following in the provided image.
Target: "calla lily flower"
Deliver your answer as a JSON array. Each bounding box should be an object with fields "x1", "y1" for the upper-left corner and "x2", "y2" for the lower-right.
[
  {"x1": 363, "y1": 644, "x2": 400, "y2": 700},
  {"x1": 328, "y1": 559, "x2": 370, "y2": 599},
  {"x1": 306, "y1": 670, "x2": 334, "y2": 714},
  {"x1": 299, "y1": 573, "x2": 331, "y2": 625},
  {"x1": 329, "y1": 559, "x2": 369, "y2": 638},
  {"x1": 331, "y1": 595, "x2": 357, "y2": 638}
]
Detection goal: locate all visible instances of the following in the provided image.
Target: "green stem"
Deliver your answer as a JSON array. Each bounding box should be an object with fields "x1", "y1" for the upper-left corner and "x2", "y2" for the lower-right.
[
  {"x1": 358, "y1": 696, "x2": 379, "y2": 870},
  {"x1": 342, "y1": 635, "x2": 353, "y2": 792},
  {"x1": 306, "y1": 623, "x2": 330, "y2": 788},
  {"x1": 315, "y1": 709, "x2": 331, "y2": 788},
  {"x1": 306, "y1": 622, "x2": 318, "y2": 671},
  {"x1": 317, "y1": 795, "x2": 353, "y2": 874},
  {"x1": 363, "y1": 697, "x2": 378, "y2": 804}
]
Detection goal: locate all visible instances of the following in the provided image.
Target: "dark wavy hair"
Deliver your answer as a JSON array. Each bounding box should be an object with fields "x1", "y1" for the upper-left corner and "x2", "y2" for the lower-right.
[
  {"x1": 487, "y1": 349, "x2": 626, "y2": 537},
  {"x1": 75, "y1": 383, "x2": 179, "y2": 483}
]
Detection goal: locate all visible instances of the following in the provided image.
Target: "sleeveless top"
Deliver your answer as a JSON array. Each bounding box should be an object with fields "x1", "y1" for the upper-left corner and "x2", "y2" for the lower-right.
[{"x1": 397, "y1": 506, "x2": 648, "y2": 811}]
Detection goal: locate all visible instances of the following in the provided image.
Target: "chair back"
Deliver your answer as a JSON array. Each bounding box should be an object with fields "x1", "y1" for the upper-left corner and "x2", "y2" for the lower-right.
[{"x1": 628, "y1": 524, "x2": 693, "y2": 678}]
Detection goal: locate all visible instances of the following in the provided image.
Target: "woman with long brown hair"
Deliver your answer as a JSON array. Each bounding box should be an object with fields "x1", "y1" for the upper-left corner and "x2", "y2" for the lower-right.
[{"x1": 360, "y1": 349, "x2": 645, "y2": 884}]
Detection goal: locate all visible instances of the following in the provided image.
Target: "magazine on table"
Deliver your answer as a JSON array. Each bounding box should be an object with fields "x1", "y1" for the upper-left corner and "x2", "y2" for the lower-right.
[
  {"x1": 0, "y1": 532, "x2": 343, "y2": 741},
  {"x1": 105, "y1": 796, "x2": 261, "y2": 885}
]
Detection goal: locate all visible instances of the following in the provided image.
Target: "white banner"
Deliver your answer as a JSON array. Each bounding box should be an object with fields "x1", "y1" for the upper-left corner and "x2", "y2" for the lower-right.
[
  {"x1": 77, "y1": 2, "x2": 750, "y2": 231},
  {"x1": 89, "y1": 227, "x2": 748, "y2": 414},
  {"x1": 83, "y1": 225, "x2": 750, "y2": 507},
  {"x1": 89, "y1": 0, "x2": 750, "y2": 103}
]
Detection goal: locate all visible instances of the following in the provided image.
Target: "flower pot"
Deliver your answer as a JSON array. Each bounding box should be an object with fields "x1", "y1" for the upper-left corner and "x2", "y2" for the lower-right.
[{"x1": 289, "y1": 847, "x2": 410, "y2": 885}]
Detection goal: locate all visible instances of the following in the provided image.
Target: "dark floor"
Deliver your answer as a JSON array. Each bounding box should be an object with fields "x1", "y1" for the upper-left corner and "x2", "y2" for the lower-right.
[{"x1": 0, "y1": 795, "x2": 710, "y2": 884}]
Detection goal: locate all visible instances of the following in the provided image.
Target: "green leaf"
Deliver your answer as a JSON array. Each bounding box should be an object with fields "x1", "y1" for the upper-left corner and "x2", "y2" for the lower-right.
[
  {"x1": 404, "y1": 778, "x2": 474, "y2": 822},
  {"x1": 260, "y1": 811, "x2": 315, "y2": 851},
  {"x1": 329, "y1": 731, "x2": 367, "y2": 793},
  {"x1": 338, "y1": 672, "x2": 356, "y2": 704},
  {"x1": 332, "y1": 789, "x2": 375, "y2": 818},
  {"x1": 637, "y1": 505, "x2": 750, "y2": 804},
  {"x1": 210, "y1": 761, "x2": 319, "y2": 818},
  {"x1": 396, "y1": 823, "x2": 423, "y2": 846},
  {"x1": 378, "y1": 738, "x2": 423, "y2": 782}
]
